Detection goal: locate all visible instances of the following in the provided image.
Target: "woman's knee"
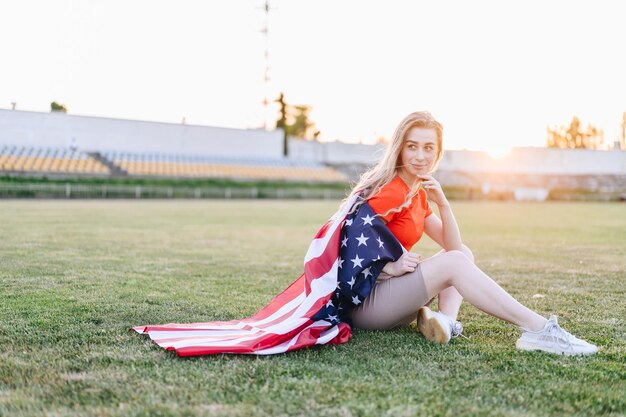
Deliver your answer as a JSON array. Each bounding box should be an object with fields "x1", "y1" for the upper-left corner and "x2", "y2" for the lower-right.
[
  {"x1": 445, "y1": 249, "x2": 469, "y2": 264},
  {"x1": 421, "y1": 250, "x2": 475, "y2": 295},
  {"x1": 420, "y1": 250, "x2": 468, "y2": 291},
  {"x1": 433, "y1": 244, "x2": 475, "y2": 264},
  {"x1": 461, "y1": 244, "x2": 475, "y2": 263},
  {"x1": 432, "y1": 250, "x2": 471, "y2": 277}
]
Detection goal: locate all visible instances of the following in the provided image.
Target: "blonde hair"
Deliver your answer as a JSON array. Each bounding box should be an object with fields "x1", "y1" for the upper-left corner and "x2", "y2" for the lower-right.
[{"x1": 340, "y1": 111, "x2": 444, "y2": 217}]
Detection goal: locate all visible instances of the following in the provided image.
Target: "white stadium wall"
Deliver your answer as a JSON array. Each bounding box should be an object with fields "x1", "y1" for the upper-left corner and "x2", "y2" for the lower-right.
[
  {"x1": 437, "y1": 147, "x2": 626, "y2": 175},
  {"x1": 289, "y1": 138, "x2": 626, "y2": 175},
  {"x1": 0, "y1": 109, "x2": 282, "y2": 158},
  {"x1": 288, "y1": 139, "x2": 386, "y2": 165},
  {"x1": 1, "y1": 108, "x2": 625, "y2": 174}
]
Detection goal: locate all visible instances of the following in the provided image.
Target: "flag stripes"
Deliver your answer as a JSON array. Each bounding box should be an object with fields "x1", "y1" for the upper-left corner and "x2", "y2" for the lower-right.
[{"x1": 133, "y1": 196, "x2": 359, "y2": 356}]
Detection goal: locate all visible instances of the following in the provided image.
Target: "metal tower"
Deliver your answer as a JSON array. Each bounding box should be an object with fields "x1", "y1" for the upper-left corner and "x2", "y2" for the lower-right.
[{"x1": 259, "y1": 0, "x2": 274, "y2": 130}]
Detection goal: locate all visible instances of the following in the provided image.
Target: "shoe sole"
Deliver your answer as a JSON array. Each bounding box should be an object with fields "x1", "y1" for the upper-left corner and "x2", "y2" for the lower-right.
[
  {"x1": 417, "y1": 307, "x2": 451, "y2": 344},
  {"x1": 515, "y1": 339, "x2": 598, "y2": 355}
]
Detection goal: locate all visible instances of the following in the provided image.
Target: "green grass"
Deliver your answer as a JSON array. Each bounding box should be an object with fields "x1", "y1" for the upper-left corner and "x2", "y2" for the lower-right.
[{"x1": 0, "y1": 200, "x2": 624, "y2": 417}]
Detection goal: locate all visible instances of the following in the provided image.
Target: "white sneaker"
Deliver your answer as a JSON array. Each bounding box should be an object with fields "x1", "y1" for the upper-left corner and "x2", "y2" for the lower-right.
[
  {"x1": 417, "y1": 306, "x2": 464, "y2": 344},
  {"x1": 516, "y1": 315, "x2": 598, "y2": 355}
]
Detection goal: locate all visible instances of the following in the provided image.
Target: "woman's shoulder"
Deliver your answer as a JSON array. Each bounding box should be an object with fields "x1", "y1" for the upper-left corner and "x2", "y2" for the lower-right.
[
  {"x1": 367, "y1": 176, "x2": 407, "y2": 216},
  {"x1": 368, "y1": 176, "x2": 407, "y2": 201}
]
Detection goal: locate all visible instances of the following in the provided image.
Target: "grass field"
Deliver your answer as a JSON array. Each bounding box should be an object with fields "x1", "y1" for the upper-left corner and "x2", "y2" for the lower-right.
[{"x1": 1, "y1": 200, "x2": 624, "y2": 417}]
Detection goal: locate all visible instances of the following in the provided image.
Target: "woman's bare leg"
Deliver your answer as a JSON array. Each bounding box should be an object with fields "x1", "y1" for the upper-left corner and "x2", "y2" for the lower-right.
[
  {"x1": 438, "y1": 286, "x2": 463, "y2": 321},
  {"x1": 431, "y1": 244, "x2": 474, "y2": 321},
  {"x1": 419, "y1": 250, "x2": 547, "y2": 332}
]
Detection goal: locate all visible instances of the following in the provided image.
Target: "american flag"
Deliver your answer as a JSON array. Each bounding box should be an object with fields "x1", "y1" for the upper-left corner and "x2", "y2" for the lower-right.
[{"x1": 132, "y1": 195, "x2": 404, "y2": 356}]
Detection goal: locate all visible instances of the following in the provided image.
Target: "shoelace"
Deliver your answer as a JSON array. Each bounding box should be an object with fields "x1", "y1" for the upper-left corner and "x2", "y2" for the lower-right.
[
  {"x1": 545, "y1": 320, "x2": 573, "y2": 351},
  {"x1": 450, "y1": 320, "x2": 469, "y2": 340}
]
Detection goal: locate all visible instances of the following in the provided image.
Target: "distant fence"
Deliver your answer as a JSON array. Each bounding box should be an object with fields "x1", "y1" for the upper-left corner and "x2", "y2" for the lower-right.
[
  {"x1": 0, "y1": 183, "x2": 348, "y2": 200},
  {"x1": 1, "y1": 182, "x2": 624, "y2": 201}
]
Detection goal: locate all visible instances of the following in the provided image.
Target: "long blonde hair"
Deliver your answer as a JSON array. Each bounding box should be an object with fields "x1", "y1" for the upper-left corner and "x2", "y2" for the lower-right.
[{"x1": 341, "y1": 111, "x2": 444, "y2": 216}]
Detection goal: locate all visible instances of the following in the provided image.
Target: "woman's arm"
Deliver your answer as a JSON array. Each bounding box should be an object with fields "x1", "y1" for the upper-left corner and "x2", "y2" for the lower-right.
[
  {"x1": 423, "y1": 213, "x2": 445, "y2": 248},
  {"x1": 435, "y1": 203, "x2": 463, "y2": 251},
  {"x1": 419, "y1": 175, "x2": 463, "y2": 251}
]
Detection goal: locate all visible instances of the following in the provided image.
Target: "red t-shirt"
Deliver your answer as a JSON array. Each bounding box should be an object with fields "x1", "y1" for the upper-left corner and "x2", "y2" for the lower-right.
[{"x1": 368, "y1": 175, "x2": 433, "y2": 251}]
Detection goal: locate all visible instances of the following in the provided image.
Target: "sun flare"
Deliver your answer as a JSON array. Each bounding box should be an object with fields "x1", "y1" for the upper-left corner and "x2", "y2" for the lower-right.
[{"x1": 486, "y1": 146, "x2": 512, "y2": 159}]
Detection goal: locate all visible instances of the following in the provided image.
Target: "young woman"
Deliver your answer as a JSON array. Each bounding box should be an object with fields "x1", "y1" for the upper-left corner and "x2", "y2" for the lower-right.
[
  {"x1": 134, "y1": 112, "x2": 598, "y2": 357},
  {"x1": 345, "y1": 111, "x2": 598, "y2": 355}
]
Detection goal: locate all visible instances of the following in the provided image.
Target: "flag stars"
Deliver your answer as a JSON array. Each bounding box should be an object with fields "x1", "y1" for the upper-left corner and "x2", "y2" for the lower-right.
[
  {"x1": 348, "y1": 276, "x2": 356, "y2": 288},
  {"x1": 362, "y1": 267, "x2": 372, "y2": 278},
  {"x1": 361, "y1": 214, "x2": 375, "y2": 226},
  {"x1": 345, "y1": 218, "x2": 353, "y2": 226},
  {"x1": 352, "y1": 295, "x2": 361, "y2": 305},
  {"x1": 327, "y1": 314, "x2": 338, "y2": 322},
  {"x1": 356, "y1": 233, "x2": 369, "y2": 246},
  {"x1": 338, "y1": 257, "x2": 344, "y2": 269},
  {"x1": 351, "y1": 254, "x2": 364, "y2": 268},
  {"x1": 341, "y1": 236, "x2": 348, "y2": 247},
  {"x1": 326, "y1": 299, "x2": 334, "y2": 308},
  {"x1": 376, "y1": 236, "x2": 385, "y2": 248}
]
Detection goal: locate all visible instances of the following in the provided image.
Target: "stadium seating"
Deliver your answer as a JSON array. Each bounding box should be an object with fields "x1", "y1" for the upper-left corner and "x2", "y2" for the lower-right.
[
  {"x1": 0, "y1": 145, "x2": 109, "y2": 175},
  {"x1": 102, "y1": 151, "x2": 347, "y2": 182},
  {"x1": 0, "y1": 145, "x2": 348, "y2": 182}
]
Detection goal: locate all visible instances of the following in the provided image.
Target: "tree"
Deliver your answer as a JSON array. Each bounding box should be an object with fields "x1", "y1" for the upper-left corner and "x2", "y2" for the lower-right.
[
  {"x1": 546, "y1": 116, "x2": 604, "y2": 149},
  {"x1": 275, "y1": 92, "x2": 320, "y2": 139},
  {"x1": 290, "y1": 105, "x2": 312, "y2": 139},
  {"x1": 50, "y1": 101, "x2": 68, "y2": 113}
]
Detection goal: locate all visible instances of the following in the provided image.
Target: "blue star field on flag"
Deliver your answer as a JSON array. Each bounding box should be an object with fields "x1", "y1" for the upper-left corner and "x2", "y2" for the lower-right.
[{"x1": 312, "y1": 201, "x2": 405, "y2": 325}]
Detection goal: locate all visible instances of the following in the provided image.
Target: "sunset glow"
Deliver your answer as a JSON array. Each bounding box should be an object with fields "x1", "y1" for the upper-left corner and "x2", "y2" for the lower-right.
[
  {"x1": 0, "y1": 0, "x2": 624, "y2": 153},
  {"x1": 486, "y1": 146, "x2": 512, "y2": 160}
]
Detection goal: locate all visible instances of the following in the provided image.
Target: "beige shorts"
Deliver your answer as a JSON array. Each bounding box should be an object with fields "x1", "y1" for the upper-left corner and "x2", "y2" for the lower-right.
[{"x1": 350, "y1": 264, "x2": 435, "y2": 330}]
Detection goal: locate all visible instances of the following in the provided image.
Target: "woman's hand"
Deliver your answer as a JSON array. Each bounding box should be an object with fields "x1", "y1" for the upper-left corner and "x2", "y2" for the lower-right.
[
  {"x1": 417, "y1": 174, "x2": 449, "y2": 207},
  {"x1": 382, "y1": 252, "x2": 421, "y2": 277}
]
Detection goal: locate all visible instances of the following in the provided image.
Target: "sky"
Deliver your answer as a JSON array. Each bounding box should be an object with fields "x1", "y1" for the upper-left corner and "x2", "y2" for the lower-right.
[{"x1": 1, "y1": 0, "x2": 625, "y2": 156}]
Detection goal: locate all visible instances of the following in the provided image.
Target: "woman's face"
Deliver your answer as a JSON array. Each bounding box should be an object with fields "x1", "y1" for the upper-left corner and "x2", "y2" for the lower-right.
[{"x1": 398, "y1": 127, "x2": 439, "y2": 180}]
